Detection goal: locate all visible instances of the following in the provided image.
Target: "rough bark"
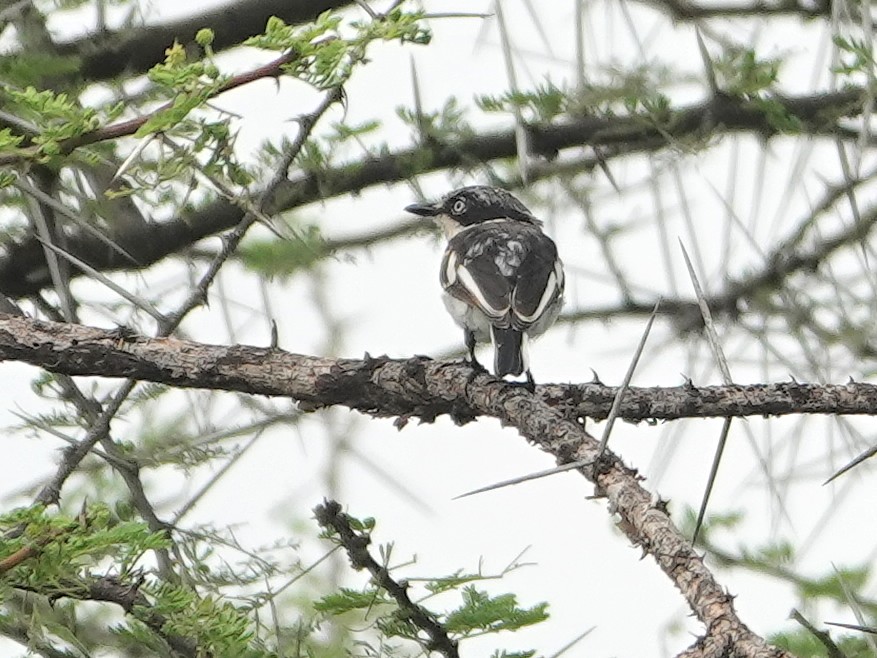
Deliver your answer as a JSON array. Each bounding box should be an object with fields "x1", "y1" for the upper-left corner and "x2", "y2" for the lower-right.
[{"x1": 0, "y1": 312, "x2": 794, "y2": 657}]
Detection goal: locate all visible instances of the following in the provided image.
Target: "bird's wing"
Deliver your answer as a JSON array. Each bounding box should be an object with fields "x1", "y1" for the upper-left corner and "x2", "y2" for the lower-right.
[
  {"x1": 440, "y1": 246, "x2": 511, "y2": 321},
  {"x1": 511, "y1": 236, "x2": 564, "y2": 326}
]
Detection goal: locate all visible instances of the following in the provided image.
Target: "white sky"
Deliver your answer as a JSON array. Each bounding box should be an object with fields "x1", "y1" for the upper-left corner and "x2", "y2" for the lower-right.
[{"x1": 2, "y1": 1, "x2": 876, "y2": 657}]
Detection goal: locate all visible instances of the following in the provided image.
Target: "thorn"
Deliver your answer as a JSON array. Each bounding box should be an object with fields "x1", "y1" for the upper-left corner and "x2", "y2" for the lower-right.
[
  {"x1": 593, "y1": 146, "x2": 621, "y2": 193},
  {"x1": 113, "y1": 133, "x2": 156, "y2": 182},
  {"x1": 453, "y1": 460, "x2": 589, "y2": 499},
  {"x1": 78, "y1": 497, "x2": 89, "y2": 527},
  {"x1": 694, "y1": 27, "x2": 720, "y2": 96},
  {"x1": 593, "y1": 298, "x2": 661, "y2": 465},
  {"x1": 589, "y1": 368, "x2": 603, "y2": 385}
]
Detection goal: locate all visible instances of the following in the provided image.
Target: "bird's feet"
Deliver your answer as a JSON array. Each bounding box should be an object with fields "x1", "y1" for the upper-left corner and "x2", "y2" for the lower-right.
[
  {"x1": 506, "y1": 375, "x2": 536, "y2": 393},
  {"x1": 463, "y1": 355, "x2": 489, "y2": 386},
  {"x1": 499, "y1": 370, "x2": 536, "y2": 393}
]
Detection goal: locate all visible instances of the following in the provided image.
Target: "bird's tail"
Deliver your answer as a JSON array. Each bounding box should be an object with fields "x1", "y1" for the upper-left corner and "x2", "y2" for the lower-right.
[{"x1": 491, "y1": 326, "x2": 527, "y2": 377}]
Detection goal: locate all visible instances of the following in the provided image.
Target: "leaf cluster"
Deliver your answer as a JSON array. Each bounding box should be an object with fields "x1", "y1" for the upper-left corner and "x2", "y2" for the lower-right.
[{"x1": 316, "y1": 511, "x2": 548, "y2": 657}]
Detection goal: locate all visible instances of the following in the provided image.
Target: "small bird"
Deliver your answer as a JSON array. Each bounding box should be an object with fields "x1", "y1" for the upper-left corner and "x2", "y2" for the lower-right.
[{"x1": 406, "y1": 186, "x2": 564, "y2": 389}]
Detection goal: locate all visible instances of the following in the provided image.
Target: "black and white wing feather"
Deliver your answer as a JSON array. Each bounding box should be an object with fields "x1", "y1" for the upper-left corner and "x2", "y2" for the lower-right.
[{"x1": 440, "y1": 222, "x2": 564, "y2": 331}]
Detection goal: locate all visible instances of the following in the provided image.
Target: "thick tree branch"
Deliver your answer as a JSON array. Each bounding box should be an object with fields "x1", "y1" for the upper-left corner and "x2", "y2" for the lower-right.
[
  {"x1": 629, "y1": 0, "x2": 830, "y2": 21},
  {"x1": 0, "y1": 87, "x2": 866, "y2": 298},
  {"x1": 51, "y1": 0, "x2": 354, "y2": 83},
  {"x1": 0, "y1": 313, "x2": 791, "y2": 656},
  {"x1": 2, "y1": 315, "x2": 876, "y2": 422}
]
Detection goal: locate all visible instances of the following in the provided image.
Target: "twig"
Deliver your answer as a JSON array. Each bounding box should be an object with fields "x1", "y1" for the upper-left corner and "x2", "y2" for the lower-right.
[
  {"x1": 790, "y1": 609, "x2": 848, "y2": 658},
  {"x1": 32, "y1": 235, "x2": 166, "y2": 324},
  {"x1": 0, "y1": 51, "x2": 301, "y2": 166},
  {"x1": 16, "y1": 574, "x2": 203, "y2": 658},
  {"x1": 32, "y1": 87, "x2": 342, "y2": 507},
  {"x1": 314, "y1": 500, "x2": 459, "y2": 658}
]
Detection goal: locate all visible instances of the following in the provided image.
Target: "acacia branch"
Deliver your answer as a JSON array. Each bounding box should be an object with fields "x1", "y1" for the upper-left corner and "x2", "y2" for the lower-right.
[
  {"x1": 629, "y1": 0, "x2": 830, "y2": 20},
  {"x1": 0, "y1": 50, "x2": 302, "y2": 166},
  {"x1": 2, "y1": 315, "x2": 876, "y2": 422},
  {"x1": 32, "y1": 88, "x2": 342, "y2": 507},
  {"x1": 315, "y1": 500, "x2": 459, "y2": 658},
  {"x1": 0, "y1": 87, "x2": 867, "y2": 298},
  {"x1": 0, "y1": 313, "x2": 792, "y2": 656},
  {"x1": 51, "y1": 0, "x2": 355, "y2": 83},
  {"x1": 15, "y1": 574, "x2": 202, "y2": 658}
]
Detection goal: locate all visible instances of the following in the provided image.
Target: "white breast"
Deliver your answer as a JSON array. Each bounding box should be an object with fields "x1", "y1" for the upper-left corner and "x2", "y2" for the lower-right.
[{"x1": 442, "y1": 293, "x2": 492, "y2": 342}]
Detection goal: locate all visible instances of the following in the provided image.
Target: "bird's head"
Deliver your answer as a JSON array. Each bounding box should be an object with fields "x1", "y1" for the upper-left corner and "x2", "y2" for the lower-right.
[{"x1": 405, "y1": 186, "x2": 541, "y2": 238}]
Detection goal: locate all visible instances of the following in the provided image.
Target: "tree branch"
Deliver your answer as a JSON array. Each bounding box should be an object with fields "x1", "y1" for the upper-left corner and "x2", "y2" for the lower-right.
[
  {"x1": 51, "y1": 0, "x2": 355, "y2": 83},
  {"x1": 629, "y1": 0, "x2": 830, "y2": 21},
  {"x1": 0, "y1": 50, "x2": 302, "y2": 165},
  {"x1": 15, "y1": 574, "x2": 202, "y2": 658},
  {"x1": 31, "y1": 87, "x2": 343, "y2": 506},
  {"x1": 0, "y1": 312, "x2": 790, "y2": 656},
  {"x1": 2, "y1": 315, "x2": 877, "y2": 423},
  {"x1": 314, "y1": 500, "x2": 459, "y2": 658},
  {"x1": 0, "y1": 87, "x2": 866, "y2": 298}
]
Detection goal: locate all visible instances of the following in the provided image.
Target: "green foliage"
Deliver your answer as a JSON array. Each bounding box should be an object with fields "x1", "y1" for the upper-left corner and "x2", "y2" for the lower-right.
[
  {"x1": 245, "y1": 10, "x2": 430, "y2": 89},
  {"x1": 3, "y1": 86, "x2": 100, "y2": 159},
  {"x1": 0, "y1": 52, "x2": 81, "y2": 87},
  {"x1": 622, "y1": 90, "x2": 672, "y2": 125},
  {"x1": 477, "y1": 80, "x2": 570, "y2": 122},
  {"x1": 475, "y1": 70, "x2": 678, "y2": 137},
  {"x1": 680, "y1": 506, "x2": 744, "y2": 543},
  {"x1": 752, "y1": 96, "x2": 804, "y2": 133},
  {"x1": 799, "y1": 566, "x2": 871, "y2": 600},
  {"x1": 394, "y1": 98, "x2": 474, "y2": 175},
  {"x1": 314, "y1": 587, "x2": 393, "y2": 613},
  {"x1": 444, "y1": 586, "x2": 549, "y2": 635},
  {"x1": 147, "y1": 583, "x2": 255, "y2": 655},
  {"x1": 136, "y1": 41, "x2": 226, "y2": 137},
  {"x1": 239, "y1": 226, "x2": 326, "y2": 279},
  {"x1": 316, "y1": 511, "x2": 548, "y2": 657},
  {"x1": 715, "y1": 48, "x2": 781, "y2": 97},
  {"x1": 708, "y1": 47, "x2": 802, "y2": 133},
  {"x1": 833, "y1": 35, "x2": 875, "y2": 78},
  {"x1": 0, "y1": 504, "x2": 170, "y2": 587},
  {"x1": 0, "y1": 128, "x2": 24, "y2": 154},
  {"x1": 770, "y1": 628, "x2": 872, "y2": 658},
  {"x1": 195, "y1": 28, "x2": 215, "y2": 48},
  {"x1": 426, "y1": 569, "x2": 501, "y2": 595}
]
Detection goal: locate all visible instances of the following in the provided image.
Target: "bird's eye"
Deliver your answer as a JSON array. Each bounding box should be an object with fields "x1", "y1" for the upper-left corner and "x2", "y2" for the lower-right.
[{"x1": 451, "y1": 199, "x2": 467, "y2": 215}]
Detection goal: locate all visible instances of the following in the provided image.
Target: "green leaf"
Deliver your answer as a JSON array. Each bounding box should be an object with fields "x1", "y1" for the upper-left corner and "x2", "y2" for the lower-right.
[
  {"x1": 238, "y1": 228, "x2": 326, "y2": 279},
  {"x1": 800, "y1": 566, "x2": 871, "y2": 600},
  {"x1": 444, "y1": 587, "x2": 549, "y2": 634},
  {"x1": 314, "y1": 587, "x2": 390, "y2": 614}
]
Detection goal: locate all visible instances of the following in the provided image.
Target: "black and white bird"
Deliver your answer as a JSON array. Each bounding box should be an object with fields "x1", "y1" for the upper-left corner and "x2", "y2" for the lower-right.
[{"x1": 406, "y1": 186, "x2": 564, "y2": 389}]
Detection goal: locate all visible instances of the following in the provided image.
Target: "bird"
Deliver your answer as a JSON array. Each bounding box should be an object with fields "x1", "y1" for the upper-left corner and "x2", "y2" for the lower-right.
[{"x1": 405, "y1": 185, "x2": 564, "y2": 389}]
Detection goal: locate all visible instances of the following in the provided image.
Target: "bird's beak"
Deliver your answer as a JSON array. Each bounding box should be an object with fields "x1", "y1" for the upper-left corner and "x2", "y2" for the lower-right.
[{"x1": 404, "y1": 202, "x2": 440, "y2": 217}]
